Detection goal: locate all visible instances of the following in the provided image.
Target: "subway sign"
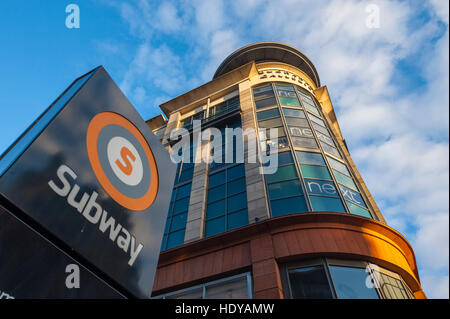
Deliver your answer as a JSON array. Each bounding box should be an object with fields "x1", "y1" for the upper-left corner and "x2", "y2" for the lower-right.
[{"x1": 0, "y1": 67, "x2": 175, "y2": 298}]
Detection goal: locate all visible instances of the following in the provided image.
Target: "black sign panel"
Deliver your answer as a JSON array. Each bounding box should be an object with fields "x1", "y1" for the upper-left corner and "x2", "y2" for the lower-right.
[
  {"x1": 0, "y1": 67, "x2": 176, "y2": 298},
  {"x1": 0, "y1": 204, "x2": 124, "y2": 299}
]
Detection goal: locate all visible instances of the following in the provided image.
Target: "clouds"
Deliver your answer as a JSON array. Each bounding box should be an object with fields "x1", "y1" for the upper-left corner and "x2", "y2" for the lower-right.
[{"x1": 98, "y1": 0, "x2": 449, "y2": 298}]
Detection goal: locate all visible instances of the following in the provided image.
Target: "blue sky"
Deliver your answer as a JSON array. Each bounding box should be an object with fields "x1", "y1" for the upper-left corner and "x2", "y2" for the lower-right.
[{"x1": 0, "y1": 1, "x2": 448, "y2": 298}]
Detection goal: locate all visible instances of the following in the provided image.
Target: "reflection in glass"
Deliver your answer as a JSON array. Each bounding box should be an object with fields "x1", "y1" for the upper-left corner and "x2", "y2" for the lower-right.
[
  {"x1": 288, "y1": 266, "x2": 333, "y2": 299},
  {"x1": 329, "y1": 266, "x2": 379, "y2": 299}
]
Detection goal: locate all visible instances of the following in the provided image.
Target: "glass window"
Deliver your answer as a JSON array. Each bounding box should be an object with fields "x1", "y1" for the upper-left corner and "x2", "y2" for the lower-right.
[
  {"x1": 339, "y1": 184, "x2": 366, "y2": 207},
  {"x1": 278, "y1": 151, "x2": 294, "y2": 165},
  {"x1": 279, "y1": 97, "x2": 300, "y2": 107},
  {"x1": 288, "y1": 266, "x2": 334, "y2": 299},
  {"x1": 265, "y1": 165, "x2": 298, "y2": 183},
  {"x1": 258, "y1": 117, "x2": 283, "y2": 128},
  {"x1": 309, "y1": 196, "x2": 346, "y2": 213},
  {"x1": 228, "y1": 177, "x2": 246, "y2": 196},
  {"x1": 282, "y1": 108, "x2": 305, "y2": 118},
  {"x1": 327, "y1": 156, "x2": 350, "y2": 175},
  {"x1": 209, "y1": 170, "x2": 226, "y2": 188},
  {"x1": 257, "y1": 108, "x2": 280, "y2": 120},
  {"x1": 166, "y1": 229, "x2": 185, "y2": 250},
  {"x1": 253, "y1": 84, "x2": 274, "y2": 100},
  {"x1": 312, "y1": 122, "x2": 330, "y2": 136},
  {"x1": 303, "y1": 101, "x2": 321, "y2": 117},
  {"x1": 304, "y1": 179, "x2": 339, "y2": 197},
  {"x1": 208, "y1": 184, "x2": 226, "y2": 202},
  {"x1": 176, "y1": 183, "x2": 192, "y2": 199},
  {"x1": 320, "y1": 141, "x2": 341, "y2": 158},
  {"x1": 205, "y1": 276, "x2": 250, "y2": 299},
  {"x1": 227, "y1": 209, "x2": 249, "y2": 230},
  {"x1": 158, "y1": 273, "x2": 252, "y2": 299},
  {"x1": 271, "y1": 196, "x2": 308, "y2": 217},
  {"x1": 277, "y1": 90, "x2": 297, "y2": 98},
  {"x1": 297, "y1": 89, "x2": 314, "y2": 102},
  {"x1": 205, "y1": 216, "x2": 226, "y2": 237},
  {"x1": 316, "y1": 132, "x2": 335, "y2": 146},
  {"x1": 173, "y1": 197, "x2": 190, "y2": 214},
  {"x1": 375, "y1": 270, "x2": 414, "y2": 299},
  {"x1": 166, "y1": 288, "x2": 203, "y2": 299},
  {"x1": 207, "y1": 200, "x2": 226, "y2": 219},
  {"x1": 300, "y1": 164, "x2": 332, "y2": 180},
  {"x1": 206, "y1": 164, "x2": 248, "y2": 236},
  {"x1": 333, "y1": 170, "x2": 358, "y2": 191},
  {"x1": 346, "y1": 201, "x2": 372, "y2": 218},
  {"x1": 291, "y1": 137, "x2": 318, "y2": 149},
  {"x1": 170, "y1": 213, "x2": 187, "y2": 232},
  {"x1": 289, "y1": 127, "x2": 314, "y2": 138},
  {"x1": 259, "y1": 126, "x2": 286, "y2": 139},
  {"x1": 255, "y1": 97, "x2": 277, "y2": 110},
  {"x1": 227, "y1": 164, "x2": 245, "y2": 181},
  {"x1": 309, "y1": 114, "x2": 326, "y2": 127},
  {"x1": 275, "y1": 84, "x2": 295, "y2": 91},
  {"x1": 329, "y1": 266, "x2": 379, "y2": 299},
  {"x1": 227, "y1": 192, "x2": 247, "y2": 213},
  {"x1": 296, "y1": 151, "x2": 326, "y2": 166},
  {"x1": 285, "y1": 117, "x2": 309, "y2": 127},
  {"x1": 268, "y1": 179, "x2": 303, "y2": 200}
]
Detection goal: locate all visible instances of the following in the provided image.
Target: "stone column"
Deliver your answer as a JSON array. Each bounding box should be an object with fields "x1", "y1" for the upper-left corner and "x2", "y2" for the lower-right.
[
  {"x1": 162, "y1": 112, "x2": 180, "y2": 147},
  {"x1": 251, "y1": 232, "x2": 284, "y2": 298},
  {"x1": 184, "y1": 141, "x2": 210, "y2": 243},
  {"x1": 239, "y1": 80, "x2": 270, "y2": 224}
]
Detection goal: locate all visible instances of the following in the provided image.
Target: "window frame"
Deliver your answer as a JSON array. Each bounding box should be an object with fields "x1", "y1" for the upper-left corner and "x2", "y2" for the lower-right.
[
  {"x1": 282, "y1": 258, "x2": 414, "y2": 299},
  {"x1": 154, "y1": 272, "x2": 253, "y2": 299}
]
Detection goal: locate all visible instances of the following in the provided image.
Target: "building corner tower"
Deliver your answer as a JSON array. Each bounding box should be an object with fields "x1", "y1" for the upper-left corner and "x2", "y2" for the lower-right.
[{"x1": 146, "y1": 42, "x2": 426, "y2": 299}]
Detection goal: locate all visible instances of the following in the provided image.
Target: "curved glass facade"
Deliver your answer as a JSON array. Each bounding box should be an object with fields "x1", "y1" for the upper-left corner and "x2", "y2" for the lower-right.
[
  {"x1": 282, "y1": 258, "x2": 414, "y2": 299},
  {"x1": 253, "y1": 82, "x2": 374, "y2": 219}
]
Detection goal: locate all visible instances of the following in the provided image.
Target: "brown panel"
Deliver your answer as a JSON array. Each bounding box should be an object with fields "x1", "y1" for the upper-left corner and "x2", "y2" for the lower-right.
[{"x1": 153, "y1": 213, "x2": 424, "y2": 297}]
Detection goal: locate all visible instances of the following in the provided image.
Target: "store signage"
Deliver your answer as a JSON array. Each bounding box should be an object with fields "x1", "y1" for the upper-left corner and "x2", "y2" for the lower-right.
[{"x1": 0, "y1": 66, "x2": 175, "y2": 298}]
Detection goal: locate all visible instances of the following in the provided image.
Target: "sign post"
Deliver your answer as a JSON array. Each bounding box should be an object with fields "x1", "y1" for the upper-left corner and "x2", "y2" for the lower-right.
[{"x1": 0, "y1": 66, "x2": 175, "y2": 298}]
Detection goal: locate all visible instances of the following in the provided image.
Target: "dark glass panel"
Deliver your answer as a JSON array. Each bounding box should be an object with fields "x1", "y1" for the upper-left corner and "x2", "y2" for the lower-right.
[
  {"x1": 205, "y1": 216, "x2": 226, "y2": 237},
  {"x1": 207, "y1": 200, "x2": 226, "y2": 219},
  {"x1": 329, "y1": 266, "x2": 379, "y2": 299},
  {"x1": 227, "y1": 192, "x2": 247, "y2": 213},
  {"x1": 227, "y1": 164, "x2": 245, "y2": 181},
  {"x1": 255, "y1": 97, "x2": 277, "y2": 109},
  {"x1": 227, "y1": 209, "x2": 249, "y2": 230},
  {"x1": 288, "y1": 266, "x2": 334, "y2": 299},
  {"x1": 170, "y1": 213, "x2": 187, "y2": 232},
  {"x1": 227, "y1": 177, "x2": 246, "y2": 196},
  {"x1": 270, "y1": 196, "x2": 308, "y2": 217},
  {"x1": 268, "y1": 179, "x2": 303, "y2": 199},
  {"x1": 166, "y1": 229, "x2": 186, "y2": 250},
  {"x1": 208, "y1": 184, "x2": 226, "y2": 203},
  {"x1": 209, "y1": 170, "x2": 226, "y2": 188},
  {"x1": 256, "y1": 108, "x2": 280, "y2": 120},
  {"x1": 265, "y1": 165, "x2": 298, "y2": 183},
  {"x1": 309, "y1": 196, "x2": 346, "y2": 213}
]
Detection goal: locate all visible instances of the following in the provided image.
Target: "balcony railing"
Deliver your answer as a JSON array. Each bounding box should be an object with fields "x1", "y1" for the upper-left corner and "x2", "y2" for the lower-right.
[{"x1": 181, "y1": 101, "x2": 240, "y2": 131}]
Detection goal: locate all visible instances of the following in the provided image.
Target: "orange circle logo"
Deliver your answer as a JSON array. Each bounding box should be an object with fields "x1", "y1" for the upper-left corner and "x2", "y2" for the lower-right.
[{"x1": 86, "y1": 112, "x2": 158, "y2": 211}]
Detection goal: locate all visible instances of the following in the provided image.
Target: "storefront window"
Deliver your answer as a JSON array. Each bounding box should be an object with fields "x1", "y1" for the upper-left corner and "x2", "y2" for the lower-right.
[{"x1": 284, "y1": 259, "x2": 413, "y2": 299}]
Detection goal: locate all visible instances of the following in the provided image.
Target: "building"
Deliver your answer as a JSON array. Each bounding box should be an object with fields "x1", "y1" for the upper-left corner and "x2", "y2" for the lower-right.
[{"x1": 146, "y1": 42, "x2": 426, "y2": 299}]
